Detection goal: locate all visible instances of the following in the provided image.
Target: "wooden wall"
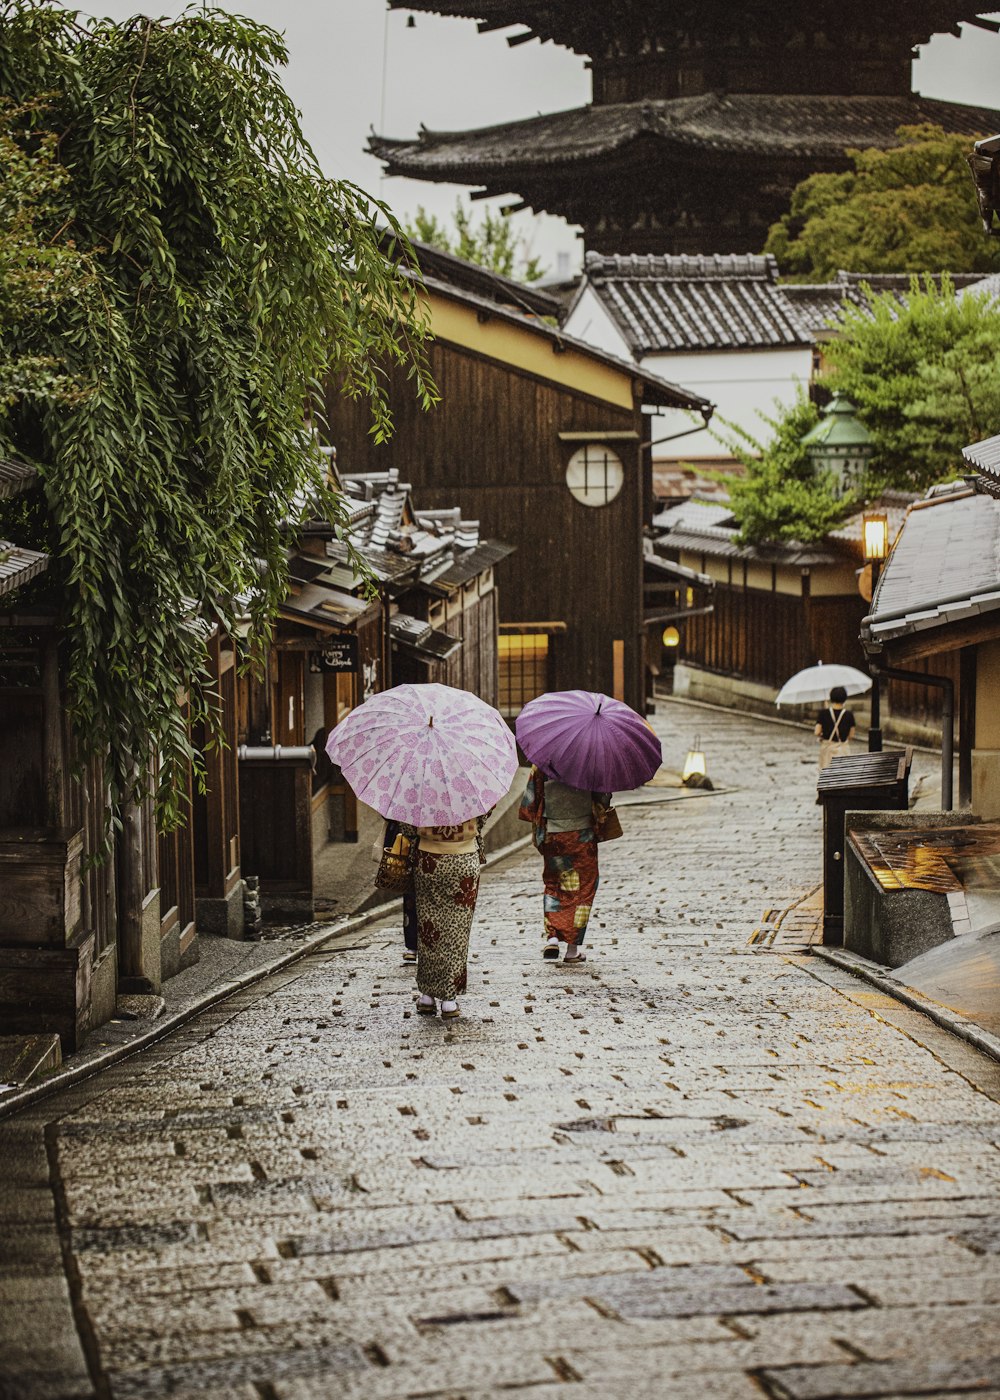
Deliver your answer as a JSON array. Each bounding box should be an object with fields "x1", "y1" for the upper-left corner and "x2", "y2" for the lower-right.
[
  {"x1": 683, "y1": 584, "x2": 868, "y2": 691},
  {"x1": 681, "y1": 577, "x2": 957, "y2": 728},
  {"x1": 393, "y1": 586, "x2": 499, "y2": 705},
  {"x1": 328, "y1": 340, "x2": 646, "y2": 711}
]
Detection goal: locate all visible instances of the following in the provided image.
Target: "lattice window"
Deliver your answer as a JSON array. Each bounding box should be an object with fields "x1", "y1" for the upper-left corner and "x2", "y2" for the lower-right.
[
  {"x1": 498, "y1": 634, "x2": 549, "y2": 718},
  {"x1": 565, "y1": 444, "x2": 624, "y2": 507}
]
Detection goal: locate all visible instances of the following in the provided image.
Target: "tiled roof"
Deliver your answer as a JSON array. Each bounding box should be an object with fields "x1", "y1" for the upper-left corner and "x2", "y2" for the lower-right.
[
  {"x1": 371, "y1": 93, "x2": 1000, "y2": 179},
  {"x1": 0, "y1": 541, "x2": 48, "y2": 597},
  {"x1": 581, "y1": 252, "x2": 813, "y2": 352},
  {"x1": 959, "y1": 273, "x2": 1000, "y2": 302},
  {"x1": 653, "y1": 496, "x2": 850, "y2": 566},
  {"x1": 827, "y1": 493, "x2": 916, "y2": 551},
  {"x1": 389, "y1": 612, "x2": 462, "y2": 662},
  {"x1": 575, "y1": 255, "x2": 985, "y2": 354},
  {"x1": 407, "y1": 239, "x2": 562, "y2": 320},
  {"x1": 0, "y1": 459, "x2": 38, "y2": 500},
  {"x1": 962, "y1": 433, "x2": 1000, "y2": 490},
  {"x1": 433, "y1": 539, "x2": 516, "y2": 588},
  {"x1": 652, "y1": 498, "x2": 737, "y2": 535},
  {"x1": 863, "y1": 487, "x2": 1000, "y2": 648},
  {"x1": 331, "y1": 469, "x2": 516, "y2": 596}
]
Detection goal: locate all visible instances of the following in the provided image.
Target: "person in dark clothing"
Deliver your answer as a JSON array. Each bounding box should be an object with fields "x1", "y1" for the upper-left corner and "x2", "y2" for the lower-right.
[
  {"x1": 815, "y1": 685, "x2": 856, "y2": 772},
  {"x1": 382, "y1": 819, "x2": 418, "y2": 963}
]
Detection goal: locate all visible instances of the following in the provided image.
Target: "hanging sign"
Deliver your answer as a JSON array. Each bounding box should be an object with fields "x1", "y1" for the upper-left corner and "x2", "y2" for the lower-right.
[{"x1": 309, "y1": 638, "x2": 358, "y2": 673}]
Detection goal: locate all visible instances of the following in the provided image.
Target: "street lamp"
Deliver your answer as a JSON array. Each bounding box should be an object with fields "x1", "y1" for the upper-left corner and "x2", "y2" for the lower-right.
[
  {"x1": 967, "y1": 133, "x2": 1000, "y2": 237},
  {"x1": 801, "y1": 393, "x2": 875, "y2": 497},
  {"x1": 862, "y1": 511, "x2": 890, "y2": 752},
  {"x1": 682, "y1": 735, "x2": 709, "y2": 787}
]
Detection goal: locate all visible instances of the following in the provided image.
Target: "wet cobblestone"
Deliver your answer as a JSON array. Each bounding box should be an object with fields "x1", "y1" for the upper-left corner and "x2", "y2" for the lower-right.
[{"x1": 1, "y1": 703, "x2": 999, "y2": 1399}]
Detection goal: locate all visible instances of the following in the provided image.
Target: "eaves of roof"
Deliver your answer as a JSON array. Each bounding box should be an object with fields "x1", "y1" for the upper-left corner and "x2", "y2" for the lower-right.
[
  {"x1": 391, "y1": 619, "x2": 463, "y2": 662},
  {"x1": 370, "y1": 93, "x2": 1000, "y2": 178},
  {"x1": 279, "y1": 581, "x2": 379, "y2": 633},
  {"x1": 432, "y1": 539, "x2": 516, "y2": 588},
  {"x1": 644, "y1": 544, "x2": 714, "y2": 589},
  {"x1": 405, "y1": 237, "x2": 563, "y2": 320},
  {"x1": 962, "y1": 432, "x2": 1000, "y2": 487},
  {"x1": 660, "y1": 526, "x2": 844, "y2": 567},
  {"x1": 861, "y1": 489, "x2": 1000, "y2": 650},
  {"x1": 422, "y1": 272, "x2": 713, "y2": 414},
  {"x1": 0, "y1": 541, "x2": 48, "y2": 597},
  {"x1": 0, "y1": 459, "x2": 38, "y2": 501}
]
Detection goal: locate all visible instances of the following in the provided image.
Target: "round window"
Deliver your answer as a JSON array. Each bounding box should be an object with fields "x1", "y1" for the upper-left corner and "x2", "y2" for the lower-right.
[{"x1": 565, "y1": 444, "x2": 624, "y2": 507}]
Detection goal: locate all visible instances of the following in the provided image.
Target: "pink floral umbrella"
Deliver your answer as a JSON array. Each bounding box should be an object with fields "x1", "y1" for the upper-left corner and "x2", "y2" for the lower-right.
[{"x1": 326, "y1": 682, "x2": 517, "y2": 826}]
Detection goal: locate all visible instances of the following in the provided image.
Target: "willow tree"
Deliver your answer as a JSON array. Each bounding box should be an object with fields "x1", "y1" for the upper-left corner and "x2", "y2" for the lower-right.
[{"x1": 0, "y1": 3, "x2": 435, "y2": 822}]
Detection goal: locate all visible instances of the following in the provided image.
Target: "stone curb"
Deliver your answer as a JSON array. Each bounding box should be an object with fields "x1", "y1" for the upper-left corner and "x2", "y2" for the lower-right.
[
  {"x1": 810, "y1": 945, "x2": 1000, "y2": 1065},
  {"x1": 0, "y1": 833, "x2": 540, "y2": 1123}
]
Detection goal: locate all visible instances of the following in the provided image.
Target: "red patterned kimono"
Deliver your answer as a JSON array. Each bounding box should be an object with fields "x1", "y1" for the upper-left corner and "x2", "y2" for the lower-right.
[{"x1": 519, "y1": 767, "x2": 600, "y2": 947}]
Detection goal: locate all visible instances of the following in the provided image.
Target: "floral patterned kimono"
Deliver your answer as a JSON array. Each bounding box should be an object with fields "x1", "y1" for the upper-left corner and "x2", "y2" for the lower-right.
[
  {"x1": 518, "y1": 767, "x2": 602, "y2": 948},
  {"x1": 403, "y1": 817, "x2": 486, "y2": 1001}
]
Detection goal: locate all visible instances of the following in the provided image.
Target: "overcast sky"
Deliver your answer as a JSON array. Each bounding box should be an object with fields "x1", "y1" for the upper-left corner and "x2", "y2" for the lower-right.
[{"x1": 86, "y1": 2, "x2": 1000, "y2": 273}]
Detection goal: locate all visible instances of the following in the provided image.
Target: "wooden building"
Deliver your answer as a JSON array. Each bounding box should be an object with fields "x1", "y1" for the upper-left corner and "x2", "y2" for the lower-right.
[
  {"x1": 653, "y1": 492, "x2": 954, "y2": 740},
  {"x1": 327, "y1": 245, "x2": 712, "y2": 717},
  {"x1": 0, "y1": 460, "x2": 237, "y2": 1053},
  {"x1": 235, "y1": 460, "x2": 511, "y2": 919},
  {"x1": 0, "y1": 439, "x2": 512, "y2": 1046},
  {"x1": 861, "y1": 473, "x2": 1000, "y2": 810},
  {"x1": 371, "y1": 2, "x2": 1000, "y2": 256}
]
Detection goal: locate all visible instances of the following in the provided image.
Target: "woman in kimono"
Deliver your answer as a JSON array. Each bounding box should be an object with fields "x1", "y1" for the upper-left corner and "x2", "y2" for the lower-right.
[
  {"x1": 404, "y1": 813, "x2": 489, "y2": 1020},
  {"x1": 519, "y1": 766, "x2": 612, "y2": 964}
]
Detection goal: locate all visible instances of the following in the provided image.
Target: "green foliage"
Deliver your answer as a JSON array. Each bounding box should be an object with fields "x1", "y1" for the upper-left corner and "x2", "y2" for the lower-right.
[
  {"x1": 766, "y1": 125, "x2": 1000, "y2": 281},
  {"x1": 825, "y1": 275, "x2": 1000, "y2": 490},
  {"x1": 405, "y1": 200, "x2": 545, "y2": 282},
  {"x1": 713, "y1": 393, "x2": 854, "y2": 545},
  {"x1": 0, "y1": 97, "x2": 94, "y2": 413},
  {"x1": 0, "y1": 3, "x2": 436, "y2": 825}
]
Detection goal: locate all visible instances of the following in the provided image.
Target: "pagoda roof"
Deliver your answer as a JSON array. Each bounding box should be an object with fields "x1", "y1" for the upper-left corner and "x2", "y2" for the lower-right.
[
  {"x1": 370, "y1": 92, "x2": 1000, "y2": 184},
  {"x1": 389, "y1": 3, "x2": 1000, "y2": 54}
]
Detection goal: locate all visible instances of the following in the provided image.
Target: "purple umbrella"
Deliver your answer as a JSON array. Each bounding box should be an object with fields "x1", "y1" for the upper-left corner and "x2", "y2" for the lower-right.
[
  {"x1": 515, "y1": 690, "x2": 662, "y2": 792},
  {"x1": 327, "y1": 682, "x2": 517, "y2": 826}
]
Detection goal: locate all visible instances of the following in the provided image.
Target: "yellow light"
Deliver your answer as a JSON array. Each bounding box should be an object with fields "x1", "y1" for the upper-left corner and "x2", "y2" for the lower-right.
[
  {"x1": 662, "y1": 626, "x2": 680, "y2": 648},
  {"x1": 862, "y1": 512, "x2": 889, "y2": 563}
]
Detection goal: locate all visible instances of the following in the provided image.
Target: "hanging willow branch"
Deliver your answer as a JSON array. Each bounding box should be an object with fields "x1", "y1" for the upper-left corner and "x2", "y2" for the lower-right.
[{"x1": 0, "y1": 2, "x2": 437, "y2": 826}]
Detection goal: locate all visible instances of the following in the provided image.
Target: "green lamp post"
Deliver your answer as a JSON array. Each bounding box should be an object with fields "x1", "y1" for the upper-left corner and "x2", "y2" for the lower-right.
[{"x1": 801, "y1": 393, "x2": 874, "y2": 497}]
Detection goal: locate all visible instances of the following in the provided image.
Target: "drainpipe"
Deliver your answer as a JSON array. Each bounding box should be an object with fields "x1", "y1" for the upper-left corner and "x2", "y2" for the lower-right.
[{"x1": 869, "y1": 664, "x2": 954, "y2": 811}]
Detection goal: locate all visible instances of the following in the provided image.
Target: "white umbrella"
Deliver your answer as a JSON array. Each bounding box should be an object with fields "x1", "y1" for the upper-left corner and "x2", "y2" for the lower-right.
[{"x1": 775, "y1": 662, "x2": 873, "y2": 708}]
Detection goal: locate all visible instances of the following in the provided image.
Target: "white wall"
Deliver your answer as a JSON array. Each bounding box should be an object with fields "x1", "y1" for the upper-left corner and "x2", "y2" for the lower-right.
[
  {"x1": 642, "y1": 347, "x2": 814, "y2": 459},
  {"x1": 563, "y1": 285, "x2": 816, "y2": 461},
  {"x1": 563, "y1": 285, "x2": 633, "y2": 360}
]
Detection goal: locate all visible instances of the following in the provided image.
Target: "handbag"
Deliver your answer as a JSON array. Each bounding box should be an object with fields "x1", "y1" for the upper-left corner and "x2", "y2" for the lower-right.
[
  {"x1": 593, "y1": 802, "x2": 623, "y2": 843},
  {"x1": 375, "y1": 831, "x2": 414, "y2": 891}
]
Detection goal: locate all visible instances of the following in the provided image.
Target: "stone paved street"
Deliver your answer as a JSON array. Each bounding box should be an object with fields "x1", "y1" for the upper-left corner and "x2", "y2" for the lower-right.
[{"x1": 3, "y1": 703, "x2": 1000, "y2": 1400}]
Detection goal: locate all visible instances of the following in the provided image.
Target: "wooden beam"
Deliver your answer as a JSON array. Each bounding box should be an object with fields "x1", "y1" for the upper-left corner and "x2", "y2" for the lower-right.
[
  {"x1": 877, "y1": 613, "x2": 1000, "y2": 666},
  {"x1": 41, "y1": 636, "x2": 64, "y2": 827}
]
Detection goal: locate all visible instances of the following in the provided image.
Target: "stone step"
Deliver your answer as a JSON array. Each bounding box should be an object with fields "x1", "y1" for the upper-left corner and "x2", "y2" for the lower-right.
[{"x1": 0, "y1": 1033, "x2": 61, "y2": 1091}]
